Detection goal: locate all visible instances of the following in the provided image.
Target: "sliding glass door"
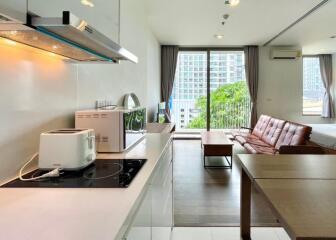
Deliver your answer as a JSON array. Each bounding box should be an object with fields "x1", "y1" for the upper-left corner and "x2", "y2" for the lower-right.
[
  {"x1": 209, "y1": 51, "x2": 250, "y2": 129},
  {"x1": 171, "y1": 51, "x2": 207, "y2": 130},
  {"x1": 171, "y1": 49, "x2": 250, "y2": 131}
]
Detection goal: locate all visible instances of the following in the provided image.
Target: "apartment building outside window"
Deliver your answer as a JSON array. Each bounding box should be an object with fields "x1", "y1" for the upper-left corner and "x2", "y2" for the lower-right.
[{"x1": 303, "y1": 57, "x2": 324, "y2": 115}]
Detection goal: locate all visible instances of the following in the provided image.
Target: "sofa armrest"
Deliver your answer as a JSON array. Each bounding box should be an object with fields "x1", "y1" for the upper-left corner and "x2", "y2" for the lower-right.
[
  {"x1": 278, "y1": 145, "x2": 325, "y2": 155},
  {"x1": 240, "y1": 126, "x2": 253, "y2": 132}
]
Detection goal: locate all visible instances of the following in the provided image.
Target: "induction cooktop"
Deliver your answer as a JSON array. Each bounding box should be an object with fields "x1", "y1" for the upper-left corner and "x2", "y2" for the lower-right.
[{"x1": 2, "y1": 159, "x2": 147, "y2": 188}]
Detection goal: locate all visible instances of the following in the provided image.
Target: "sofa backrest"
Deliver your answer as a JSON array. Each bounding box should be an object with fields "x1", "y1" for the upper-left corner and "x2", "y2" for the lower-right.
[
  {"x1": 275, "y1": 122, "x2": 312, "y2": 150},
  {"x1": 252, "y1": 115, "x2": 271, "y2": 138},
  {"x1": 261, "y1": 118, "x2": 286, "y2": 146}
]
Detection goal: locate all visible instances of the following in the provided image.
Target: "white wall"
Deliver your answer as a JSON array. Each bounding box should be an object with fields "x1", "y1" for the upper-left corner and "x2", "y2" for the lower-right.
[
  {"x1": 258, "y1": 46, "x2": 336, "y2": 124},
  {"x1": 333, "y1": 54, "x2": 336, "y2": 113},
  {"x1": 0, "y1": 0, "x2": 160, "y2": 184},
  {"x1": 146, "y1": 33, "x2": 161, "y2": 120}
]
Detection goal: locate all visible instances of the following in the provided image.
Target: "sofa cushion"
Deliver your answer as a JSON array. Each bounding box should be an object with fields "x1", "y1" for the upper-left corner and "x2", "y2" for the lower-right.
[
  {"x1": 251, "y1": 115, "x2": 271, "y2": 138},
  {"x1": 235, "y1": 135, "x2": 248, "y2": 145},
  {"x1": 261, "y1": 118, "x2": 286, "y2": 146},
  {"x1": 275, "y1": 122, "x2": 312, "y2": 150},
  {"x1": 244, "y1": 143, "x2": 275, "y2": 155},
  {"x1": 245, "y1": 137, "x2": 271, "y2": 147},
  {"x1": 244, "y1": 143, "x2": 258, "y2": 154},
  {"x1": 235, "y1": 134, "x2": 259, "y2": 145},
  {"x1": 232, "y1": 130, "x2": 250, "y2": 138}
]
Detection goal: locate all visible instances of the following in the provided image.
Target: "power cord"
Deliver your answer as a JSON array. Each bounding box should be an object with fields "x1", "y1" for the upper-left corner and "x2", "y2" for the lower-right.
[{"x1": 19, "y1": 153, "x2": 62, "y2": 181}]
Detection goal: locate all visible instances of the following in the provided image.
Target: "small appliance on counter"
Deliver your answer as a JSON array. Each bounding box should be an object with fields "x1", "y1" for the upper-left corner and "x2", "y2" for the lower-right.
[
  {"x1": 39, "y1": 129, "x2": 96, "y2": 170},
  {"x1": 1, "y1": 127, "x2": 147, "y2": 188},
  {"x1": 9, "y1": 129, "x2": 97, "y2": 183},
  {"x1": 75, "y1": 107, "x2": 146, "y2": 153}
]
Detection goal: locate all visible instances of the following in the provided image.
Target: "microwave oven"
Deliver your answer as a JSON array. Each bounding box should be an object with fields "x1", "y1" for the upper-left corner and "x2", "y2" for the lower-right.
[{"x1": 75, "y1": 107, "x2": 146, "y2": 152}]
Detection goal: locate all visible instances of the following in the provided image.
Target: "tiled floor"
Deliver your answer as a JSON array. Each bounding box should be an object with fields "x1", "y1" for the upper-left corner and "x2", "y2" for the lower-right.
[{"x1": 171, "y1": 227, "x2": 291, "y2": 240}]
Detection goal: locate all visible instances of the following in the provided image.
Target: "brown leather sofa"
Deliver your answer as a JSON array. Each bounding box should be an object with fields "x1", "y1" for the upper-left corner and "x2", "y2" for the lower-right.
[{"x1": 232, "y1": 115, "x2": 313, "y2": 154}]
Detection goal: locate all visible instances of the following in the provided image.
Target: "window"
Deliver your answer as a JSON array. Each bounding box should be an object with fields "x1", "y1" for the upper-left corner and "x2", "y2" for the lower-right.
[
  {"x1": 171, "y1": 50, "x2": 250, "y2": 130},
  {"x1": 303, "y1": 57, "x2": 324, "y2": 115}
]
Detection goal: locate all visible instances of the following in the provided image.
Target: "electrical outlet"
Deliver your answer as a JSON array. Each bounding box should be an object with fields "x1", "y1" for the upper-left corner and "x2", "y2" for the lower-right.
[{"x1": 95, "y1": 100, "x2": 116, "y2": 109}]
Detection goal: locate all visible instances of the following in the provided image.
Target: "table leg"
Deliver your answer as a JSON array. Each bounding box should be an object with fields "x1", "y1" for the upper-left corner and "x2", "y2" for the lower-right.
[
  {"x1": 224, "y1": 156, "x2": 232, "y2": 169},
  {"x1": 203, "y1": 145, "x2": 205, "y2": 168},
  {"x1": 241, "y1": 169, "x2": 251, "y2": 240}
]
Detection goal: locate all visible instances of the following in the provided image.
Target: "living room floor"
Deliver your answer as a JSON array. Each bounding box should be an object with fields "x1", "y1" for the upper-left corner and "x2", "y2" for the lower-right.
[
  {"x1": 171, "y1": 227, "x2": 290, "y2": 240},
  {"x1": 173, "y1": 139, "x2": 279, "y2": 227}
]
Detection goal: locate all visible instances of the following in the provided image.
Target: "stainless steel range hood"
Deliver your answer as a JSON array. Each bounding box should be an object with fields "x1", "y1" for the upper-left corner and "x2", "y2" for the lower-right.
[{"x1": 0, "y1": 11, "x2": 138, "y2": 63}]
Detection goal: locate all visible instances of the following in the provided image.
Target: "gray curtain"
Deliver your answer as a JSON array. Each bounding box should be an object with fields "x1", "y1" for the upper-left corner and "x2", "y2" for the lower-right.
[
  {"x1": 319, "y1": 54, "x2": 335, "y2": 118},
  {"x1": 244, "y1": 46, "x2": 259, "y2": 127},
  {"x1": 161, "y1": 45, "x2": 179, "y2": 122}
]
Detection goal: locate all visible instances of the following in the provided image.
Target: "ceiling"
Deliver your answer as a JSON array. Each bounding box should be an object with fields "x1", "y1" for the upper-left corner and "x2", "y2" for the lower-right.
[
  {"x1": 145, "y1": 0, "x2": 336, "y2": 53},
  {"x1": 272, "y1": 0, "x2": 336, "y2": 54}
]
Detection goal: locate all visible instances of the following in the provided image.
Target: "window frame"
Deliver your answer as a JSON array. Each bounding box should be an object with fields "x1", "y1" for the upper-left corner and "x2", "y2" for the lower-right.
[
  {"x1": 173, "y1": 47, "x2": 246, "y2": 130},
  {"x1": 302, "y1": 55, "x2": 324, "y2": 116}
]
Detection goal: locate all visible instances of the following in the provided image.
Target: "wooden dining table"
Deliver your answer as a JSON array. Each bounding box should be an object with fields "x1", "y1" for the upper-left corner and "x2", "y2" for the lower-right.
[{"x1": 237, "y1": 154, "x2": 336, "y2": 240}]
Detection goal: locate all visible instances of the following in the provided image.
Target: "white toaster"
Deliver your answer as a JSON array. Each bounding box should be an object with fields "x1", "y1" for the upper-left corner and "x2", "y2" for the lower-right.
[{"x1": 38, "y1": 129, "x2": 96, "y2": 170}]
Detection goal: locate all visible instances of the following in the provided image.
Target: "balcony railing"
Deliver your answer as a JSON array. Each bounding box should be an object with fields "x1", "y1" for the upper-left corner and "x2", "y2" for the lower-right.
[
  {"x1": 171, "y1": 98, "x2": 251, "y2": 130},
  {"x1": 210, "y1": 98, "x2": 251, "y2": 129}
]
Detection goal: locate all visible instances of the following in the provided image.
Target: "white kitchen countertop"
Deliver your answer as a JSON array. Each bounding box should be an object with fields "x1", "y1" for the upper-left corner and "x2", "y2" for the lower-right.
[{"x1": 0, "y1": 133, "x2": 172, "y2": 240}]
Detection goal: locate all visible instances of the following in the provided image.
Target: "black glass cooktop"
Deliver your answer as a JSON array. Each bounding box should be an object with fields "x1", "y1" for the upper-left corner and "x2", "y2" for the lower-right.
[{"x1": 2, "y1": 159, "x2": 147, "y2": 188}]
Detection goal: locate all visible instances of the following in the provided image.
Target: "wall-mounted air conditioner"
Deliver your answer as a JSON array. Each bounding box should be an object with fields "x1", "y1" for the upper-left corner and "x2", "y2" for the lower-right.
[{"x1": 270, "y1": 49, "x2": 302, "y2": 60}]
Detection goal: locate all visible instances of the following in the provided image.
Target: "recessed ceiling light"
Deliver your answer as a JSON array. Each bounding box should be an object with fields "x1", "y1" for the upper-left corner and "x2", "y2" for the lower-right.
[
  {"x1": 214, "y1": 34, "x2": 224, "y2": 39},
  {"x1": 223, "y1": 14, "x2": 230, "y2": 20},
  {"x1": 225, "y1": 0, "x2": 240, "y2": 7},
  {"x1": 231, "y1": 0, "x2": 240, "y2": 6},
  {"x1": 81, "y1": 0, "x2": 94, "y2": 7}
]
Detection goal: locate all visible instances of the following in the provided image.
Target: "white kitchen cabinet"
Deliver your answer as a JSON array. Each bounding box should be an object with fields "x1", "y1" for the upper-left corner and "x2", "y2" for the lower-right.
[
  {"x1": 27, "y1": 0, "x2": 120, "y2": 42},
  {"x1": 0, "y1": 0, "x2": 27, "y2": 23},
  {"x1": 126, "y1": 186, "x2": 152, "y2": 240},
  {"x1": 124, "y1": 140, "x2": 173, "y2": 240},
  {"x1": 151, "y1": 141, "x2": 173, "y2": 240}
]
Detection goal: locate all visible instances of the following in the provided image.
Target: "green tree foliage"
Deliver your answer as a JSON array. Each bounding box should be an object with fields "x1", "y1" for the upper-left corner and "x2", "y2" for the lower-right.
[{"x1": 187, "y1": 81, "x2": 250, "y2": 129}]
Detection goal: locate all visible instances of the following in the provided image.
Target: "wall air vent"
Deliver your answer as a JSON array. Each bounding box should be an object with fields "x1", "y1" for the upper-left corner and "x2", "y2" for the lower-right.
[{"x1": 270, "y1": 49, "x2": 302, "y2": 60}]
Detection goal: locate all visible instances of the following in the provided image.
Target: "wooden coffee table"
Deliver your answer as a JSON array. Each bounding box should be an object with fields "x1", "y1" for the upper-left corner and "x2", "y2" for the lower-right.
[{"x1": 201, "y1": 131, "x2": 233, "y2": 169}]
